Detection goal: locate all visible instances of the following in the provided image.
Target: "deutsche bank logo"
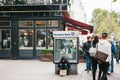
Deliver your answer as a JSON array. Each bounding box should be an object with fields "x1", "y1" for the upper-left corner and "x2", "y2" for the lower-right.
[{"x1": 71, "y1": 32, "x2": 75, "y2": 36}]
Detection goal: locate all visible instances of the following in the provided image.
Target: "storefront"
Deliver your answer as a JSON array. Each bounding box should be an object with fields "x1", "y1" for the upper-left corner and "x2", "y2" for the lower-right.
[
  {"x1": 0, "y1": 1, "x2": 93, "y2": 59},
  {"x1": 0, "y1": 17, "x2": 64, "y2": 59},
  {"x1": 0, "y1": 4, "x2": 67, "y2": 59}
]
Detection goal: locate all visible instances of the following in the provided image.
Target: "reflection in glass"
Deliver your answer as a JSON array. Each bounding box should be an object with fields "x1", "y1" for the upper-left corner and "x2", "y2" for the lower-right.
[
  {"x1": 19, "y1": 21, "x2": 33, "y2": 27},
  {"x1": 47, "y1": 20, "x2": 58, "y2": 27},
  {"x1": 35, "y1": 20, "x2": 46, "y2": 27},
  {"x1": 48, "y1": 29, "x2": 58, "y2": 50},
  {"x1": 36, "y1": 29, "x2": 46, "y2": 49},
  {"x1": 54, "y1": 38, "x2": 77, "y2": 63},
  {"x1": 19, "y1": 29, "x2": 33, "y2": 49},
  {"x1": 0, "y1": 29, "x2": 11, "y2": 49},
  {"x1": 48, "y1": 30, "x2": 53, "y2": 49}
]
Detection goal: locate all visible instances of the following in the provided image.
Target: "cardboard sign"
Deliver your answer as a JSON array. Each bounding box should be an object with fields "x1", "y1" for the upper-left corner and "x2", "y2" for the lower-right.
[{"x1": 59, "y1": 70, "x2": 67, "y2": 76}]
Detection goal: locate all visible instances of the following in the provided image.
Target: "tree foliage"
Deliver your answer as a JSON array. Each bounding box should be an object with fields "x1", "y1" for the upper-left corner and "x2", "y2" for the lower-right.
[{"x1": 90, "y1": 8, "x2": 120, "y2": 40}]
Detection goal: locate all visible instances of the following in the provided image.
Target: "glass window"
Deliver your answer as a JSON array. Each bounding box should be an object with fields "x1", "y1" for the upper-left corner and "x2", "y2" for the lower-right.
[
  {"x1": 35, "y1": 20, "x2": 46, "y2": 27},
  {"x1": 36, "y1": 29, "x2": 46, "y2": 50},
  {"x1": 48, "y1": 29, "x2": 58, "y2": 50},
  {"x1": 47, "y1": 20, "x2": 58, "y2": 27},
  {"x1": 19, "y1": 29, "x2": 33, "y2": 49},
  {"x1": 54, "y1": 38, "x2": 77, "y2": 63},
  {"x1": 0, "y1": 29, "x2": 11, "y2": 49},
  {"x1": 0, "y1": 20, "x2": 11, "y2": 27},
  {"x1": 47, "y1": 30, "x2": 53, "y2": 49},
  {"x1": 19, "y1": 21, "x2": 33, "y2": 27}
]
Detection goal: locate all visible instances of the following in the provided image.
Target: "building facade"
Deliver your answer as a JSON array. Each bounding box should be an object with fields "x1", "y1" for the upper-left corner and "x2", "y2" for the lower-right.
[
  {"x1": 68, "y1": 0, "x2": 86, "y2": 23},
  {"x1": 0, "y1": 0, "x2": 93, "y2": 59},
  {"x1": 0, "y1": 0, "x2": 68, "y2": 59}
]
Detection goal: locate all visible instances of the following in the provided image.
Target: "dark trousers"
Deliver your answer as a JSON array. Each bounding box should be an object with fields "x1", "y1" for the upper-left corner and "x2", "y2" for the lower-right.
[
  {"x1": 91, "y1": 57, "x2": 98, "y2": 80},
  {"x1": 58, "y1": 64, "x2": 70, "y2": 75},
  {"x1": 98, "y1": 62, "x2": 110, "y2": 80}
]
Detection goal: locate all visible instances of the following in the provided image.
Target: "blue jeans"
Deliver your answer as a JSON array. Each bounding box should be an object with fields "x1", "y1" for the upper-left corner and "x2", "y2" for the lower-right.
[
  {"x1": 108, "y1": 55, "x2": 114, "y2": 73},
  {"x1": 86, "y1": 54, "x2": 92, "y2": 70}
]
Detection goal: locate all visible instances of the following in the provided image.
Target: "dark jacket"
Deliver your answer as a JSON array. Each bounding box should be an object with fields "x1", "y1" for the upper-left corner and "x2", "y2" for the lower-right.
[
  {"x1": 82, "y1": 41, "x2": 91, "y2": 55},
  {"x1": 58, "y1": 57, "x2": 70, "y2": 70}
]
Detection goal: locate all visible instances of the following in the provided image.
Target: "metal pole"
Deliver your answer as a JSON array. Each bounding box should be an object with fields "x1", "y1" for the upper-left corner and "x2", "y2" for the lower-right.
[
  {"x1": 110, "y1": 0, "x2": 117, "y2": 36},
  {"x1": 110, "y1": 1, "x2": 112, "y2": 34}
]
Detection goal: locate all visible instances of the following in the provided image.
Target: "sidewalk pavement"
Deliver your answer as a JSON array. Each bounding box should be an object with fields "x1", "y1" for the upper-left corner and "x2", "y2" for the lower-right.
[{"x1": 0, "y1": 59, "x2": 120, "y2": 80}]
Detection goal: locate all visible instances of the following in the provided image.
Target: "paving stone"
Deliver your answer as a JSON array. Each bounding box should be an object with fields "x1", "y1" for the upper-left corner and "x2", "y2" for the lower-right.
[{"x1": 0, "y1": 59, "x2": 119, "y2": 80}]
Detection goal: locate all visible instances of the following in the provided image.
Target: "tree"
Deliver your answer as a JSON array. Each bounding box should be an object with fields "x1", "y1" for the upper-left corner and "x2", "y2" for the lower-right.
[{"x1": 90, "y1": 8, "x2": 120, "y2": 40}]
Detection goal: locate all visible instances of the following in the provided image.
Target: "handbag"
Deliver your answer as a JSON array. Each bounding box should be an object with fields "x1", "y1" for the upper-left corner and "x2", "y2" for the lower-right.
[
  {"x1": 89, "y1": 42, "x2": 97, "y2": 57},
  {"x1": 89, "y1": 46, "x2": 97, "y2": 57},
  {"x1": 95, "y1": 51, "x2": 108, "y2": 62}
]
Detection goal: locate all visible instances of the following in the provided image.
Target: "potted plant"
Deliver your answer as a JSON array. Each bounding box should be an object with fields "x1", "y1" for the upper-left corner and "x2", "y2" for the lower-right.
[
  {"x1": 40, "y1": 49, "x2": 53, "y2": 62},
  {"x1": 19, "y1": 0, "x2": 27, "y2": 4}
]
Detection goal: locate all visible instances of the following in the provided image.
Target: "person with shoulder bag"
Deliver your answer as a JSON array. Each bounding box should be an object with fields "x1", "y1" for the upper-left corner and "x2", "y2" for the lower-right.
[
  {"x1": 90, "y1": 36, "x2": 99, "y2": 80},
  {"x1": 97, "y1": 33, "x2": 112, "y2": 80}
]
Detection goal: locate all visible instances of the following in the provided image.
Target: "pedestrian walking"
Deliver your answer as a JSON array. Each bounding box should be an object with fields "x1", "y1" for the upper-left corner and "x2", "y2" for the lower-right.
[
  {"x1": 118, "y1": 41, "x2": 120, "y2": 61},
  {"x1": 116, "y1": 41, "x2": 120, "y2": 63},
  {"x1": 91, "y1": 36, "x2": 99, "y2": 80},
  {"x1": 82, "y1": 36, "x2": 92, "y2": 72},
  {"x1": 108, "y1": 41, "x2": 117, "y2": 74},
  {"x1": 97, "y1": 33, "x2": 112, "y2": 80}
]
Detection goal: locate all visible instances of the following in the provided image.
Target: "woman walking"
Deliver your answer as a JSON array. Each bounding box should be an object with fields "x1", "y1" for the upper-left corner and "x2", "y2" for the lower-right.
[{"x1": 91, "y1": 36, "x2": 99, "y2": 80}]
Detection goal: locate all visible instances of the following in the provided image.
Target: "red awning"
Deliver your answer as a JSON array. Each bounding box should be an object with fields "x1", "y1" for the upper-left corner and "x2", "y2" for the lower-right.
[
  {"x1": 64, "y1": 16, "x2": 93, "y2": 33},
  {"x1": 66, "y1": 23, "x2": 88, "y2": 35},
  {"x1": 63, "y1": 11, "x2": 93, "y2": 34}
]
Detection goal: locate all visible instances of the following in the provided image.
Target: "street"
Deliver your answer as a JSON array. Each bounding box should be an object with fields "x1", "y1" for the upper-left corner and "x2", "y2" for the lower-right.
[{"x1": 0, "y1": 59, "x2": 120, "y2": 80}]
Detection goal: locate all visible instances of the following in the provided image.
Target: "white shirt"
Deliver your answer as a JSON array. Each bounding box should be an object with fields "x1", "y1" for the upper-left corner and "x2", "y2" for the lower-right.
[{"x1": 97, "y1": 39, "x2": 112, "y2": 63}]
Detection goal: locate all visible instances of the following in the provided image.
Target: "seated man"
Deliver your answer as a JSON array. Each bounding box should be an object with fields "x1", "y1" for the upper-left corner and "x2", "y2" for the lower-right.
[{"x1": 58, "y1": 57, "x2": 70, "y2": 75}]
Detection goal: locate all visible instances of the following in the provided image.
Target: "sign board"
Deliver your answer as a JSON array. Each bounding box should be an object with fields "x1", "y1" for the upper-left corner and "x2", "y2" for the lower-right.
[
  {"x1": 59, "y1": 70, "x2": 67, "y2": 76},
  {"x1": 53, "y1": 31, "x2": 79, "y2": 38}
]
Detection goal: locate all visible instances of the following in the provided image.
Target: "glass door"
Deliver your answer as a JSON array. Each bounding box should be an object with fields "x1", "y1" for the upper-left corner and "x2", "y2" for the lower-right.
[{"x1": 19, "y1": 29, "x2": 34, "y2": 58}]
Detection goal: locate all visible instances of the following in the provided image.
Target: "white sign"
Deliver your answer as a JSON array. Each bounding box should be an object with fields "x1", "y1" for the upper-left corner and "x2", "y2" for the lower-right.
[
  {"x1": 27, "y1": 0, "x2": 52, "y2": 5},
  {"x1": 53, "y1": 31, "x2": 79, "y2": 37}
]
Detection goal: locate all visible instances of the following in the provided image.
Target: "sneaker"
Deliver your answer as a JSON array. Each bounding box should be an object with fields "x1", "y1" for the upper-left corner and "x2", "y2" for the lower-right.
[
  {"x1": 85, "y1": 69, "x2": 88, "y2": 71},
  {"x1": 111, "y1": 70, "x2": 113, "y2": 73},
  {"x1": 87, "y1": 70, "x2": 89, "y2": 73},
  {"x1": 107, "y1": 72, "x2": 111, "y2": 75},
  {"x1": 116, "y1": 60, "x2": 119, "y2": 63}
]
